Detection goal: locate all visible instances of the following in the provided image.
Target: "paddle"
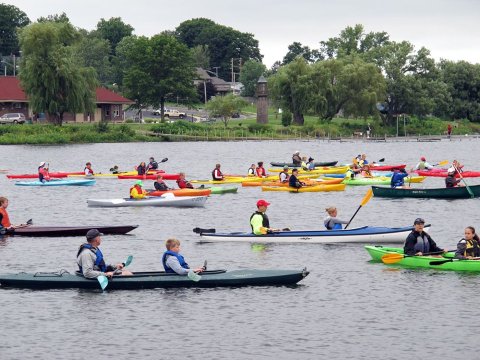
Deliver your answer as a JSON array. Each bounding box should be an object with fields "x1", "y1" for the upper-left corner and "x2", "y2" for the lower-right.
[
  {"x1": 430, "y1": 257, "x2": 480, "y2": 266},
  {"x1": 377, "y1": 158, "x2": 385, "y2": 163},
  {"x1": 193, "y1": 227, "x2": 216, "y2": 234},
  {"x1": 433, "y1": 160, "x2": 449, "y2": 167},
  {"x1": 344, "y1": 189, "x2": 373, "y2": 229},
  {"x1": 382, "y1": 251, "x2": 447, "y2": 264},
  {"x1": 453, "y1": 163, "x2": 475, "y2": 198},
  {"x1": 97, "y1": 255, "x2": 134, "y2": 290}
]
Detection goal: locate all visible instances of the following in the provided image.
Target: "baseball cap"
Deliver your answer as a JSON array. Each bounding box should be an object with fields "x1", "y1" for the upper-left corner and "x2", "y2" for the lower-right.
[
  {"x1": 136, "y1": 180, "x2": 144, "y2": 186},
  {"x1": 257, "y1": 199, "x2": 270, "y2": 207},
  {"x1": 283, "y1": 165, "x2": 289, "y2": 170},
  {"x1": 86, "y1": 229, "x2": 103, "y2": 241},
  {"x1": 308, "y1": 157, "x2": 314, "y2": 161},
  {"x1": 39, "y1": 161, "x2": 45, "y2": 167},
  {"x1": 414, "y1": 218, "x2": 425, "y2": 225},
  {"x1": 420, "y1": 156, "x2": 426, "y2": 161},
  {"x1": 447, "y1": 167, "x2": 455, "y2": 174}
]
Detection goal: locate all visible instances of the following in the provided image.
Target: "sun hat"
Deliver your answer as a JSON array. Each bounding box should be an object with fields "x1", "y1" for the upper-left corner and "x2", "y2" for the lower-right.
[{"x1": 256, "y1": 199, "x2": 271, "y2": 207}]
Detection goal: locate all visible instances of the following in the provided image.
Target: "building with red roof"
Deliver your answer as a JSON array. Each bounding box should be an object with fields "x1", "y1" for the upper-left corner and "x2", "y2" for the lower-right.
[{"x1": 0, "y1": 77, "x2": 134, "y2": 122}]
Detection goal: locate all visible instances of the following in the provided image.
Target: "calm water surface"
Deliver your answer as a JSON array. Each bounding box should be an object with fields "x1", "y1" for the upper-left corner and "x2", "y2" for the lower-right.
[{"x1": 0, "y1": 139, "x2": 479, "y2": 359}]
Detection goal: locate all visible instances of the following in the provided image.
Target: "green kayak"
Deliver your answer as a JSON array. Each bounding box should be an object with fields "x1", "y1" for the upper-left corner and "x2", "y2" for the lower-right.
[
  {"x1": 364, "y1": 245, "x2": 480, "y2": 272},
  {"x1": 343, "y1": 176, "x2": 425, "y2": 186},
  {"x1": 207, "y1": 186, "x2": 238, "y2": 194}
]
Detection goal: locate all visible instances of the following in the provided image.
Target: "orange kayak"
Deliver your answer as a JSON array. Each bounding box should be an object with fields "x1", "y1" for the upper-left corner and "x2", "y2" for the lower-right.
[
  {"x1": 148, "y1": 189, "x2": 212, "y2": 197},
  {"x1": 242, "y1": 178, "x2": 343, "y2": 187}
]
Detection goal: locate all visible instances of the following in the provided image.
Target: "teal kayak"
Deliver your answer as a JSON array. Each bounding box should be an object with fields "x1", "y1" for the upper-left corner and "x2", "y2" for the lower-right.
[
  {"x1": 15, "y1": 179, "x2": 96, "y2": 186},
  {"x1": 364, "y1": 245, "x2": 480, "y2": 271},
  {"x1": 208, "y1": 186, "x2": 238, "y2": 194}
]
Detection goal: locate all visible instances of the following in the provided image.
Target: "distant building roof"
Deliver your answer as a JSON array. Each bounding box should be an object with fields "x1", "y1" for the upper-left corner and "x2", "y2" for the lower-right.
[{"x1": 96, "y1": 88, "x2": 134, "y2": 104}]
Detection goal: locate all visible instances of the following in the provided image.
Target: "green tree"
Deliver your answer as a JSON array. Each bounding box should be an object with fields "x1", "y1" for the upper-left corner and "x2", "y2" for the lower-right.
[
  {"x1": 37, "y1": 12, "x2": 70, "y2": 23},
  {"x1": 205, "y1": 94, "x2": 247, "y2": 127},
  {"x1": 19, "y1": 21, "x2": 97, "y2": 125},
  {"x1": 117, "y1": 34, "x2": 196, "y2": 121},
  {"x1": 176, "y1": 18, "x2": 263, "y2": 80},
  {"x1": 0, "y1": 3, "x2": 30, "y2": 55},
  {"x1": 95, "y1": 17, "x2": 134, "y2": 55},
  {"x1": 282, "y1": 42, "x2": 321, "y2": 64},
  {"x1": 197, "y1": 81, "x2": 216, "y2": 103},
  {"x1": 192, "y1": 45, "x2": 210, "y2": 69},
  {"x1": 239, "y1": 60, "x2": 266, "y2": 97}
]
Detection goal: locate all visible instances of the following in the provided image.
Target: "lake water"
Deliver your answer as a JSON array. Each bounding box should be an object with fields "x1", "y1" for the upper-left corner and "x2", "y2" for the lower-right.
[{"x1": 0, "y1": 138, "x2": 479, "y2": 360}]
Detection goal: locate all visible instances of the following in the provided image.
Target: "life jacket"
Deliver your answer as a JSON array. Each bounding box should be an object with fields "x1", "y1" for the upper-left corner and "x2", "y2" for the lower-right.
[
  {"x1": 324, "y1": 216, "x2": 342, "y2": 230},
  {"x1": 137, "y1": 165, "x2": 146, "y2": 175},
  {"x1": 154, "y1": 181, "x2": 168, "y2": 191},
  {"x1": 301, "y1": 161, "x2": 307, "y2": 170},
  {"x1": 248, "y1": 168, "x2": 255, "y2": 175},
  {"x1": 77, "y1": 244, "x2": 107, "y2": 273},
  {"x1": 130, "y1": 185, "x2": 145, "y2": 198},
  {"x1": 413, "y1": 233, "x2": 431, "y2": 254},
  {"x1": 212, "y1": 168, "x2": 223, "y2": 180},
  {"x1": 345, "y1": 169, "x2": 355, "y2": 179},
  {"x1": 289, "y1": 175, "x2": 301, "y2": 188},
  {"x1": 418, "y1": 161, "x2": 426, "y2": 170},
  {"x1": 391, "y1": 172, "x2": 407, "y2": 188},
  {"x1": 250, "y1": 211, "x2": 270, "y2": 233},
  {"x1": 162, "y1": 251, "x2": 189, "y2": 273},
  {"x1": 177, "y1": 179, "x2": 193, "y2": 189},
  {"x1": 256, "y1": 167, "x2": 266, "y2": 177},
  {"x1": 292, "y1": 155, "x2": 301, "y2": 165},
  {"x1": 463, "y1": 238, "x2": 480, "y2": 258},
  {"x1": 0, "y1": 208, "x2": 11, "y2": 228},
  {"x1": 149, "y1": 161, "x2": 158, "y2": 170},
  {"x1": 84, "y1": 167, "x2": 94, "y2": 175},
  {"x1": 279, "y1": 172, "x2": 289, "y2": 182},
  {"x1": 38, "y1": 167, "x2": 49, "y2": 181}
]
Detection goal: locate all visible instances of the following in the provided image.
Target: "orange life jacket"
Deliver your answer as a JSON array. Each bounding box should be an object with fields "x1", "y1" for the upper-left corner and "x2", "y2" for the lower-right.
[{"x1": 0, "y1": 208, "x2": 11, "y2": 228}]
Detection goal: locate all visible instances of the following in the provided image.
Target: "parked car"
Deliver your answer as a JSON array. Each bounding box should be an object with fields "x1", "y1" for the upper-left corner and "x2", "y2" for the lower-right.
[
  {"x1": 0, "y1": 113, "x2": 26, "y2": 124},
  {"x1": 152, "y1": 108, "x2": 186, "y2": 118}
]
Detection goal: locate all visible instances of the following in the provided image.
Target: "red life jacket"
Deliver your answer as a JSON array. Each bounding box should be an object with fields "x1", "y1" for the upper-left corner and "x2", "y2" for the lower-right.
[
  {"x1": 0, "y1": 208, "x2": 11, "y2": 228},
  {"x1": 256, "y1": 167, "x2": 266, "y2": 177},
  {"x1": 85, "y1": 167, "x2": 94, "y2": 175}
]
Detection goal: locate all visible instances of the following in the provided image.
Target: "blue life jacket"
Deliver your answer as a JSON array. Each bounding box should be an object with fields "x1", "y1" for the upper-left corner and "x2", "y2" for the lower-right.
[
  {"x1": 413, "y1": 233, "x2": 430, "y2": 254},
  {"x1": 162, "y1": 251, "x2": 189, "y2": 273},
  {"x1": 77, "y1": 243, "x2": 107, "y2": 273},
  {"x1": 390, "y1": 172, "x2": 408, "y2": 188},
  {"x1": 324, "y1": 217, "x2": 343, "y2": 230}
]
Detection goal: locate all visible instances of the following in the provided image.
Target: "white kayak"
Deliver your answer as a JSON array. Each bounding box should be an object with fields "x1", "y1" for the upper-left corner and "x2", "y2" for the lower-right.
[
  {"x1": 15, "y1": 179, "x2": 96, "y2": 186},
  {"x1": 87, "y1": 194, "x2": 207, "y2": 208}
]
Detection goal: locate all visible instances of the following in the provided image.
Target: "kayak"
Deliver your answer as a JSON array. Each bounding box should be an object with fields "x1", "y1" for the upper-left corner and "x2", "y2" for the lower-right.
[
  {"x1": 369, "y1": 164, "x2": 406, "y2": 171},
  {"x1": 364, "y1": 245, "x2": 480, "y2": 272},
  {"x1": 261, "y1": 184, "x2": 346, "y2": 192},
  {"x1": 68, "y1": 170, "x2": 165, "y2": 178},
  {"x1": 87, "y1": 195, "x2": 208, "y2": 207},
  {"x1": 15, "y1": 179, "x2": 96, "y2": 186},
  {"x1": 242, "y1": 178, "x2": 344, "y2": 187},
  {"x1": 192, "y1": 174, "x2": 315, "y2": 185},
  {"x1": 342, "y1": 176, "x2": 426, "y2": 186},
  {"x1": 207, "y1": 186, "x2": 238, "y2": 194},
  {"x1": 148, "y1": 188, "x2": 212, "y2": 197},
  {"x1": 117, "y1": 174, "x2": 180, "y2": 180},
  {"x1": 0, "y1": 268, "x2": 309, "y2": 289},
  {"x1": 372, "y1": 185, "x2": 480, "y2": 199},
  {"x1": 268, "y1": 166, "x2": 349, "y2": 174},
  {"x1": 196, "y1": 225, "x2": 428, "y2": 244},
  {"x1": 415, "y1": 170, "x2": 480, "y2": 178},
  {"x1": 270, "y1": 161, "x2": 338, "y2": 167},
  {"x1": 7, "y1": 171, "x2": 84, "y2": 179},
  {"x1": 3, "y1": 225, "x2": 138, "y2": 237}
]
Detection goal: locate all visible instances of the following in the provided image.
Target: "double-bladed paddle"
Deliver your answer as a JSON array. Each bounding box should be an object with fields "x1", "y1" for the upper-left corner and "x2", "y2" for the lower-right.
[
  {"x1": 97, "y1": 255, "x2": 133, "y2": 290},
  {"x1": 382, "y1": 251, "x2": 447, "y2": 264},
  {"x1": 344, "y1": 189, "x2": 373, "y2": 229},
  {"x1": 430, "y1": 257, "x2": 480, "y2": 266},
  {"x1": 433, "y1": 160, "x2": 449, "y2": 167}
]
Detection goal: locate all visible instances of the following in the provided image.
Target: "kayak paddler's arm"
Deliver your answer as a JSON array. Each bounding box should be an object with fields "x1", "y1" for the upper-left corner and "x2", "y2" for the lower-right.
[{"x1": 165, "y1": 256, "x2": 190, "y2": 275}]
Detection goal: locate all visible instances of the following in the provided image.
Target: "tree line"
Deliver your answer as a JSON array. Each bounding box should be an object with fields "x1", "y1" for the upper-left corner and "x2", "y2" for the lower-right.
[{"x1": 1, "y1": 3, "x2": 479, "y2": 126}]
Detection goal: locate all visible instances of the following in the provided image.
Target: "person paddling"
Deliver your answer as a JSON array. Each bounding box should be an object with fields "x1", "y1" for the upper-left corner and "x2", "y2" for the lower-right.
[
  {"x1": 445, "y1": 168, "x2": 462, "y2": 188},
  {"x1": 176, "y1": 172, "x2": 194, "y2": 189},
  {"x1": 292, "y1": 151, "x2": 301, "y2": 166},
  {"x1": 0, "y1": 197, "x2": 28, "y2": 233},
  {"x1": 84, "y1": 162, "x2": 94, "y2": 176},
  {"x1": 256, "y1": 161, "x2": 267, "y2": 177},
  {"x1": 404, "y1": 218, "x2": 446, "y2": 256},
  {"x1": 130, "y1": 180, "x2": 148, "y2": 199},
  {"x1": 38, "y1": 162, "x2": 51, "y2": 182},
  {"x1": 413, "y1": 156, "x2": 433, "y2": 171},
  {"x1": 137, "y1": 162, "x2": 147, "y2": 176},
  {"x1": 324, "y1": 206, "x2": 349, "y2": 230},
  {"x1": 279, "y1": 166, "x2": 290, "y2": 183},
  {"x1": 247, "y1": 164, "x2": 256, "y2": 176},
  {"x1": 212, "y1": 164, "x2": 224, "y2": 181},
  {"x1": 154, "y1": 175, "x2": 170, "y2": 191},
  {"x1": 162, "y1": 238, "x2": 204, "y2": 275},
  {"x1": 77, "y1": 229, "x2": 133, "y2": 279},
  {"x1": 289, "y1": 168, "x2": 305, "y2": 189},
  {"x1": 148, "y1": 157, "x2": 158, "y2": 170},
  {"x1": 455, "y1": 226, "x2": 480, "y2": 260},
  {"x1": 306, "y1": 157, "x2": 315, "y2": 170},
  {"x1": 390, "y1": 168, "x2": 409, "y2": 188},
  {"x1": 250, "y1": 199, "x2": 280, "y2": 235}
]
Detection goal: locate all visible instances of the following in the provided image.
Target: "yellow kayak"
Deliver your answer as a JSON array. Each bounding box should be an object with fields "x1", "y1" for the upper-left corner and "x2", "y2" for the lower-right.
[
  {"x1": 268, "y1": 166, "x2": 349, "y2": 174},
  {"x1": 68, "y1": 170, "x2": 160, "y2": 178},
  {"x1": 192, "y1": 174, "x2": 316, "y2": 184},
  {"x1": 261, "y1": 184, "x2": 346, "y2": 192}
]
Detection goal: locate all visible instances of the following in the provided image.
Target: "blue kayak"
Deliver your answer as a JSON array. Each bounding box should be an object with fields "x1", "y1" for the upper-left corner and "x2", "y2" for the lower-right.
[{"x1": 15, "y1": 179, "x2": 96, "y2": 186}]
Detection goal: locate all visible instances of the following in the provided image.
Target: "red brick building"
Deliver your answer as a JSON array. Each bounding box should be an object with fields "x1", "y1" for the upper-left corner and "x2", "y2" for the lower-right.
[{"x1": 0, "y1": 77, "x2": 134, "y2": 122}]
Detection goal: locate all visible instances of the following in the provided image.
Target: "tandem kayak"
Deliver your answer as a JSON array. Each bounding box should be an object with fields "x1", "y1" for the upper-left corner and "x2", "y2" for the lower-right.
[
  {"x1": 7, "y1": 171, "x2": 84, "y2": 179},
  {"x1": 148, "y1": 188, "x2": 212, "y2": 197},
  {"x1": 270, "y1": 161, "x2": 338, "y2": 167},
  {"x1": 364, "y1": 245, "x2": 480, "y2": 272},
  {"x1": 3, "y1": 225, "x2": 138, "y2": 237},
  {"x1": 87, "y1": 195, "x2": 208, "y2": 207},
  {"x1": 15, "y1": 179, "x2": 96, "y2": 186},
  {"x1": 195, "y1": 225, "x2": 428, "y2": 244},
  {"x1": 342, "y1": 176, "x2": 426, "y2": 186},
  {"x1": 0, "y1": 269, "x2": 309, "y2": 289},
  {"x1": 372, "y1": 185, "x2": 480, "y2": 199},
  {"x1": 261, "y1": 184, "x2": 346, "y2": 192}
]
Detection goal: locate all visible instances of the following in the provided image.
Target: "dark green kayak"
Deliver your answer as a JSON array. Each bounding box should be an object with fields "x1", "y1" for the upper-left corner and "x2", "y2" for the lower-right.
[
  {"x1": 372, "y1": 185, "x2": 480, "y2": 199},
  {"x1": 208, "y1": 186, "x2": 238, "y2": 194},
  {"x1": 0, "y1": 269, "x2": 309, "y2": 290}
]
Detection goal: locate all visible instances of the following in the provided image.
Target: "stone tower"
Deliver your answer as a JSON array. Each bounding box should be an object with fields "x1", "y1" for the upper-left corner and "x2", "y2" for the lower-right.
[{"x1": 256, "y1": 75, "x2": 268, "y2": 124}]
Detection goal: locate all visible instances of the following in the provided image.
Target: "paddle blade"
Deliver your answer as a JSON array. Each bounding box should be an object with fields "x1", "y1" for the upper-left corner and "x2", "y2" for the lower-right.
[
  {"x1": 192, "y1": 227, "x2": 216, "y2": 234},
  {"x1": 97, "y1": 275, "x2": 109, "y2": 290},
  {"x1": 187, "y1": 270, "x2": 202, "y2": 282},
  {"x1": 378, "y1": 158, "x2": 385, "y2": 162},
  {"x1": 161, "y1": 158, "x2": 168, "y2": 163},
  {"x1": 381, "y1": 253, "x2": 405, "y2": 264},
  {"x1": 437, "y1": 160, "x2": 449, "y2": 166},
  {"x1": 429, "y1": 259, "x2": 454, "y2": 266},
  {"x1": 26, "y1": 219, "x2": 33, "y2": 225},
  {"x1": 124, "y1": 255, "x2": 133, "y2": 267},
  {"x1": 361, "y1": 189, "x2": 373, "y2": 206},
  {"x1": 203, "y1": 260, "x2": 207, "y2": 271}
]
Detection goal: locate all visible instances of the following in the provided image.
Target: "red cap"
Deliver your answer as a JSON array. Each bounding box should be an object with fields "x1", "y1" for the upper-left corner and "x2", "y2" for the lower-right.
[
  {"x1": 256, "y1": 199, "x2": 270, "y2": 207},
  {"x1": 420, "y1": 156, "x2": 426, "y2": 161}
]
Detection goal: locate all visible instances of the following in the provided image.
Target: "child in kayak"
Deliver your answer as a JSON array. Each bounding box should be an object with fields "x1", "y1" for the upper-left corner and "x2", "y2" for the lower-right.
[
  {"x1": 162, "y1": 238, "x2": 205, "y2": 275},
  {"x1": 455, "y1": 226, "x2": 480, "y2": 260}
]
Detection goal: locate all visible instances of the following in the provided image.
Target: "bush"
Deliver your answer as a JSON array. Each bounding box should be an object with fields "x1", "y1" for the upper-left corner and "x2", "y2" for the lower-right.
[
  {"x1": 95, "y1": 121, "x2": 109, "y2": 133},
  {"x1": 247, "y1": 123, "x2": 271, "y2": 133},
  {"x1": 281, "y1": 111, "x2": 292, "y2": 127}
]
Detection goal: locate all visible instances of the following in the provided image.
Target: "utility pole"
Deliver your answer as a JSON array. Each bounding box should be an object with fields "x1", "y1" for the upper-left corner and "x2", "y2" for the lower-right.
[{"x1": 213, "y1": 67, "x2": 220, "y2": 78}]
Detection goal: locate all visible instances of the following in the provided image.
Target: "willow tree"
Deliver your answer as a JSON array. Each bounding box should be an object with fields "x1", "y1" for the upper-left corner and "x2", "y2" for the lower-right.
[{"x1": 19, "y1": 21, "x2": 97, "y2": 125}]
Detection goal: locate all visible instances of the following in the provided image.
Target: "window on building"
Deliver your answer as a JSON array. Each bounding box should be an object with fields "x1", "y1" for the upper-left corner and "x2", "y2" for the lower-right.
[
  {"x1": 105, "y1": 108, "x2": 110, "y2": 116},
  {"x1": 14, "y1": 103, "x2": 22, "y2": 109},
  {"x1": 113, "y1": 105, "x2": 120, "y2": 117}
]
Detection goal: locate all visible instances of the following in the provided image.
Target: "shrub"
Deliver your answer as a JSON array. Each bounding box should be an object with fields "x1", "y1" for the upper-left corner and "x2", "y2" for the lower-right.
[
  {"x1": 281, "y1": 111, "x2": 292, "y2": 127},
  {"x1": 247, "y1": 123, "x2": 271, "y2": 133}
]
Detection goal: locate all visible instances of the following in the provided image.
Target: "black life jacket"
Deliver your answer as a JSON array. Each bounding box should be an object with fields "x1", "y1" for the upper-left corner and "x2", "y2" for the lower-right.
[{"x1": 250, "y1": 211, "x2": 270, "y2": 232}]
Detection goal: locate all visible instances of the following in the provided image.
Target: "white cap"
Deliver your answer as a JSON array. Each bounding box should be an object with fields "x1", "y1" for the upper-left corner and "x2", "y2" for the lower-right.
[
  {"x1": 295, "y1": 151, "x2": 300, "y2": 154},
  {"x1": 447, "y1": 167, "x2": 455, "y2": 174},
  {"x1": 39, "y1": 162, "x2": 45, "y2": 167}
]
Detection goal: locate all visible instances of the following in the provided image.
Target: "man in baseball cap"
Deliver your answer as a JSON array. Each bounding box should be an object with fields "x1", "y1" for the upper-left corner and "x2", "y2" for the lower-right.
[
  {"x1": 77, "y1": 229, "x2": 133, "y2": 279},
  {"x1": 404, "y1": 218, "x2": 447, "y2": 256},
  {"x1": 250, "y1": 199, "x2": 278, "y2": 235},
  {"x1": 413, "y1": 156, "x2": 433, "y2": 171}
]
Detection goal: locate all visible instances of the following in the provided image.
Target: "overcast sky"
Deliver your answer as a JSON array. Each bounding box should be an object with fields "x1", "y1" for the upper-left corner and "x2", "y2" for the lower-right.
[{"x1": 4, "y1": 0, "x2": 480, "y2": 67}]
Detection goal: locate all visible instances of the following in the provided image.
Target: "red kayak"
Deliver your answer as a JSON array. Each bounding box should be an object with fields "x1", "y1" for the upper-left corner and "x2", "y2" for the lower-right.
[
  {"x1": 415, "y1": 170, "x2": 480, "y2": 178},
  {"x1": 370, "y1": 164, "x2": 406, "y2": 171},
  {"x1": 118, "y1": 174, "x2": 181, "y2": 180},
  {"x1": 7, "y1": 171, "x2": 84, "y2": 179}
]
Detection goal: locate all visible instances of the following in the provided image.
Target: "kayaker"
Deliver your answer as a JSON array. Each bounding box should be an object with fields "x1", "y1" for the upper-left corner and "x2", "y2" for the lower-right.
[
  {"x1": 360, "y1": 164, "x2": 372, "y2": 177},
  {"x1": 404, "y1": 218, "x2": 447, "y2": 256},
  {"x1": 289, "y1": 168, "x2": 305, "y2": 189},
  {"x1": 212, "y1": 164, "x2": 224, "y2": 181},
  {"x1": 38, "y1": 162, "x2": 50, "y2": 182},
  {"x1": 137, "y1": 162, "x2": 147, "y2": 176},
  {"x1": 445, "y1": 168, "x2": 461, "y2": 188},
  {"x1": 162, "y1": 238, "x2": 204, "y2": 275},
  {"x1": 0, "y1": 197, "x2": 28, "y2": 233},
  {"x1": 301, "y1": 157, "x2": 308, "y2": 170},
  {"x1": 292, "y1": 151, "x2": 302, "y2": 166},
  {"x1": 390, "y1": 168, "x2": 409, "y2": 188},
  {"x1": 176, "y1": 172, "x2": 194, "y2": 189},
  {"x1": 358, "y1": 154, "x2": 369, "y2": 167},
  {"x1": 452, "y1": 160, "x2": 464, "y2": 174},
  {"x1": 77, "y1": 229, "x2": 133, "y2": 279},
  {"x1": 279, "y1": 166, "x2": 290, "y2": 183},
  {"x1": 154, "y1": 175, "x2": 170, "y2": 191},
  {"x1": 306, "y1": 157, "x2": 315, "y2": 171},
  {"x1": 84, "y1": 162, "x2": 94, "y2": 176},
  {"x1": 413, "y1": 156, "x2": 433, "y2": 170},
  {"x1": 130, "y1": 180, "x2": 148, "y2": 199},
  {"x1": 256, "y1": 162, "x2": 267, "y2": 177},
  {"x1": 148, "y1": 157, "x2": 158, "y2": 170},
  {"x1": 250, "y1": 199, "x2": 279, "y2": 235},
  {"x1": 109, "y1": 165, "x2": 119, "y2": 174},
  {"x1": 324, "y1": 206, "x2": 349, "y2": 230},
  {"x1": 247, "y1": 164, "x2": 256, "y2": 176},
  {"x1": 454, "y1": 226, "x2": 480, "y2": 260}
]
